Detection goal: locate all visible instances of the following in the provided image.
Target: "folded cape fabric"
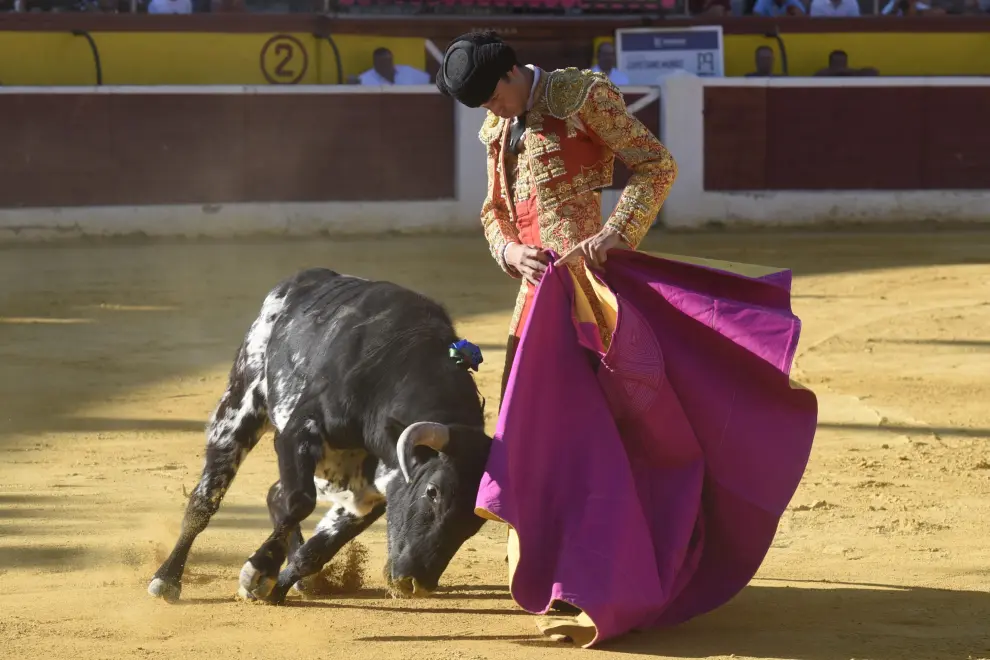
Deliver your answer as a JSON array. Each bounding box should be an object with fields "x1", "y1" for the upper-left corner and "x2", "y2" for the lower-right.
[{"x1": 475, "y1": 249, "x2": 819, "y2": 648}]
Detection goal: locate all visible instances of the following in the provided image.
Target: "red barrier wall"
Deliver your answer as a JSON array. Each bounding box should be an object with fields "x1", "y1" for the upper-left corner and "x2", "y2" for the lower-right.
[
  {"x1": 704, "y1": 86, "x2": 990, "y2": 191},
  {"x1": 0, "y1": 92, "x2": 455, "y2": 208},
  {"x1": 4, "y1": 85, "x2": 986, "y2": 210}
]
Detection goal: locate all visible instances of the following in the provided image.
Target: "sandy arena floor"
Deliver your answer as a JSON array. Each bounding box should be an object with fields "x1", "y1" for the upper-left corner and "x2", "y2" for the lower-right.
[{"x1": 1, "y1": 229, "x2": 988, "y2": 660}]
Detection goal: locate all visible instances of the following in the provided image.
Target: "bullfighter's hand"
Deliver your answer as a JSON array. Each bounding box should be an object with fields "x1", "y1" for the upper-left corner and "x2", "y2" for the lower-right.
[
  {"x1": 504, "y1": 242, "x2": 549, "y2": 287},
  {"x1": 553, "y1": 227, "x2": 628, "y2": 271}
]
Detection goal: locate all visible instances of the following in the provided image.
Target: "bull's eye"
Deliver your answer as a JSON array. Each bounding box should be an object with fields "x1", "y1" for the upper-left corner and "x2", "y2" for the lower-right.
[{"x1": 425, "y1": 484, "x2": 439, "y2": 502}]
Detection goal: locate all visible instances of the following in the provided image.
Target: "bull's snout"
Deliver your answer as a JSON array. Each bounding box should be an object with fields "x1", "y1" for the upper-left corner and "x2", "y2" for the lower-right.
[{"x1": 390, "y1": 576, "x2": 435, "y2": 599}]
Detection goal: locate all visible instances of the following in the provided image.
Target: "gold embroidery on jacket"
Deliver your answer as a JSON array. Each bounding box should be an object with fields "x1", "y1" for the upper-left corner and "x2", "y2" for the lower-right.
[
  {"x1": 475, "y1": 67, "x2": 678, "y2": 291},
  {"x1": 543, "y1": 67, "x2": 608, "y2": 119},
  {"x1": 576, "y1": 79, "x2": 678, "y2": 248},
  {"x1": 478, "y1": 113, "x2": 519, "y2": 276},
  {"x1": 478, "y1": 111, "x2": 504, "y2": 145}
]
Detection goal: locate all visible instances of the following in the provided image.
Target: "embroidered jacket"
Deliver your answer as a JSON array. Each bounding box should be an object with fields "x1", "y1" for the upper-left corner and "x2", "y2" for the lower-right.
[{"x1": 477, "y1": 67, "x2": 678, "y2": 277}]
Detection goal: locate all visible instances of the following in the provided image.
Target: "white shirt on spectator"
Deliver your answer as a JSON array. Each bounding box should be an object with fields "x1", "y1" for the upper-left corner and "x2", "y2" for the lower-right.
[
  {"x1": 590, "y1": 65, "x2": 630, "y2": 85},
  {"x1": 148, "y1": 0, "x2": 192, "y2": 13},
  {"x1": 358, "y1": 65, "x2": 430, "y2": 86},
  {"x1": 809, "y1": 0, "x2": 861, "y2": 14},
  {"x1": 880, "y1": 0, "x2": 930, "y2": 12}
]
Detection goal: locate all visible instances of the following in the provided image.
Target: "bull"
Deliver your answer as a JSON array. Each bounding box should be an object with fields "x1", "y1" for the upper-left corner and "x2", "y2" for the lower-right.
[{"x1": 147, "y1": 267, "x2": 493, "y2": 604}]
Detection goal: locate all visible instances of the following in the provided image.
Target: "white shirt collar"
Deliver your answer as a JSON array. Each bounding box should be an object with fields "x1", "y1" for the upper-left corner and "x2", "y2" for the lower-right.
[{"x1": 525, "y1": 64, "x2": 540, "y2": 112}]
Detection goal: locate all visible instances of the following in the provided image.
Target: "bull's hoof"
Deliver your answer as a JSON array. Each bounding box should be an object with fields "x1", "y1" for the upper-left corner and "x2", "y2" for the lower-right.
[
  {"x1": 262, "y1": 576, "x2": 296, "y2": 606},
  {"x1": 388, "y1": 577, "x2": 435, "y2": 600},
  {"x1": 148, "y1": 577, "x2": 181, "y2": 603},
  {"x1": 237, "y1": 560, "x2": 277, "y2": 602},
  {"x1": 292, "y1": 575, "x2": 318, "y2": 594}
]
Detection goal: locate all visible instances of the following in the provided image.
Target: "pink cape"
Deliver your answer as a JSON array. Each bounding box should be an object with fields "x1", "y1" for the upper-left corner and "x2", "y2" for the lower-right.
[{"x1": 474, "y1": 250, "x2": 818, "y2": 647}]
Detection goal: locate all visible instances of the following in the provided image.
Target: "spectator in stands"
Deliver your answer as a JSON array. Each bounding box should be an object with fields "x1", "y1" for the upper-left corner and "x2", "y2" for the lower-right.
[
  {"x1": 589, "y1": 41, "x2": 629, "y2": 86},
  {"x1": 814, "y1": 50, "x2": 879, "y2": 76},
  {"x1": 210, "y1": 0, "x2": 244, "y2": 10},
  {"x1": 358, "y1": 47, "x2": 431, "y2": 86},
  {"x1": 148, "y1": 0, "x2": 192, "y2": 12},
  {"x1": 809, "y1": 0, "x2": 861, "y2": 14},
  {"x1": 752, "y1": 0, "x2": 806, "y2": 14},
  {"x1": 78, "y1": 0, "x2": 125, "y2": 11},
  {"x1": 689, "y1": 0, "x2": 732, "y2": 14},
  {"x1": 880, "y1": 0, "x2": 935, "y2": 12},
  {"x1": 745, "y1": 45, "x2": 779, "y2": 77}
]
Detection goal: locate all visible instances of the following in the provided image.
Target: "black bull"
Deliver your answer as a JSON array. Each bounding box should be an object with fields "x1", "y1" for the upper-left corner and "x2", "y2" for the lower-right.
[{"x1": 148, "y1": 268, "x2": 493, "y2": 604}]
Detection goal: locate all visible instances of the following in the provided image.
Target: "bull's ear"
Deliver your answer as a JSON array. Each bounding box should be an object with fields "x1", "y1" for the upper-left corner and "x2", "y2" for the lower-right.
[{"x1": 385, "y1": 416, "x2": 408, "y2": 442}]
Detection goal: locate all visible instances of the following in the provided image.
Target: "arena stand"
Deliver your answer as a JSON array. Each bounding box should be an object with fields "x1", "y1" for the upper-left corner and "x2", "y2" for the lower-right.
[
  {"x1": 16, "y1": 0, "x2": 984, "y2": 14},
  {"x1": 2, "y1": 9, "x2": 990, "y2": 239},
  {"x1": 326, "y1": 0, "x2": 676, "y2": 13},
  {"x1": 1, "y1": 0, "x2": 682, "y2": 13}
]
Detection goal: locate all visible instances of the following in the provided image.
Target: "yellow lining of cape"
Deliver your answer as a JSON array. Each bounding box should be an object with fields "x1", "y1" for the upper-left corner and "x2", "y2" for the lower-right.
[
  {"x1": 570, "y1": 265, "x2": 618, "y2": 339},
  {"x1": 473, "y1": 508, "x2": 600, "y2": 648},
  {"x1": 652, "y1": 251, "x2": 788, "y2": 279}
]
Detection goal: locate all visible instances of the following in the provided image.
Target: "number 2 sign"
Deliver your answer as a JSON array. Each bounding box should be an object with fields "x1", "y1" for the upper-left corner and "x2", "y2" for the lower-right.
[{"x1": 260, "y1": 35, "x2": 309, "y2": 85}]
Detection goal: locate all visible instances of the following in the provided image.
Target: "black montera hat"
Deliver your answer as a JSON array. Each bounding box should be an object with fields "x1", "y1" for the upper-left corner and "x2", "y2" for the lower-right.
[{"x1": 436, "y1": 31, "x2": 518, "y2": 108}]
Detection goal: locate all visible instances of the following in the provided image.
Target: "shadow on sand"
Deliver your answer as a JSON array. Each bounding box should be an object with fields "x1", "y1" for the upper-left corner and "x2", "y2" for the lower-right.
[{"x1": 357, "y1": 579, "x2": 990, "y2": 660}]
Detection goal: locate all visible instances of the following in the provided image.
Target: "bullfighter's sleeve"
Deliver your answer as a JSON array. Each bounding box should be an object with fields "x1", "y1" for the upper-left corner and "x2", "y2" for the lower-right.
[
  {"x1": 577, "y1": 79, "x2": 678, "y2": 249},
  {"x1": 478, "y1": 114, "x2": 522, "y2": 278}
]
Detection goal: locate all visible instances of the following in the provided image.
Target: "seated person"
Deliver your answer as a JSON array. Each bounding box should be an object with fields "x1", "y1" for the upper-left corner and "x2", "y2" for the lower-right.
[
  {"x1": 809, "y1": 0, "x2": 861, "y2": 15},
  {"x1": 589, "y1": 41, "x2": 630, "y2": 85},
  {"x1": 745, "y1": 45, "x2": 780, "y2": 77},
  {"x1": 358, "y1": 47, "x2": 431, "y2": 86},
  {"x1": 689, "y1": 0, "x2": 733, "y2": 16},
  {"x1": 752, "y1": 0, "x2": 806, "y2": 15},
  {"x1": 814, "y1": 50, "x2": 879, "y2": 76}
]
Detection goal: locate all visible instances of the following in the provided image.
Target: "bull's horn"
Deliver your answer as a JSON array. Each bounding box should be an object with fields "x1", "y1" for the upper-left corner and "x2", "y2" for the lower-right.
[{"x1": 397, "y1": 422, "x2": 450, "y2": 483}]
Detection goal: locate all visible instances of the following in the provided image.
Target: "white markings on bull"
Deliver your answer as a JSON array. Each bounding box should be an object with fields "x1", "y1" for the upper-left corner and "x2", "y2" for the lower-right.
[
  {"x1": 204, "y1": 385, "x2": 264, "y2": 452},
  {"x1": 246, "y1": 290, "x2": 286, "y2": 377},
  {"x1": 204, "y1": 391, "x2": 232, "y2": 447},
  {"x1": 311, "y1": 445, "x2": 385, "y2": 518},
  {"x1": 311, "y1": 463, "x2": 397, "y2": 527},
  {"x1": 314, "y1": 506, "x2": 349, "y2": 536},
  {"x1": 269, "y1": 378, "x2": 301, "y2": 431},
  {"x1": 375, "y1": 466, "x2": 400, "y2": 492},
  {"x1": 205, "y1": 290, "x2": 285, "y2": 452},
  {"x1": 238, "y1": 559, "x2": 276, "y2": 601}
]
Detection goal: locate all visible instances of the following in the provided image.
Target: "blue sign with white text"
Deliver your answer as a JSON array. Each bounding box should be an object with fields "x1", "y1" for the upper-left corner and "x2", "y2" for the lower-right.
[
  {"x1": 615, "y1": 27, "x2": 725, "y2": 83},
  {"x1": 620, "y1": 31, "x2": 721, "y2": 53}
]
